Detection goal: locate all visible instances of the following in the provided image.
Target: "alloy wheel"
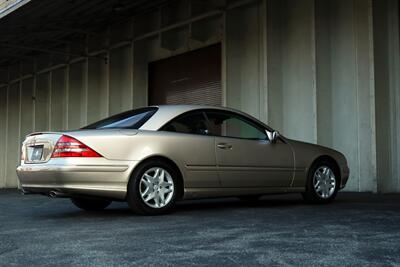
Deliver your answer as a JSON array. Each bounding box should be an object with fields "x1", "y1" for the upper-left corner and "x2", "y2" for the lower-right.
[
  {"x1": 139, "y1": 167, "x2": 175, "y2": 208},
  {"x1": 313, "y1": 166, "x2": 336, "y2": 199}
]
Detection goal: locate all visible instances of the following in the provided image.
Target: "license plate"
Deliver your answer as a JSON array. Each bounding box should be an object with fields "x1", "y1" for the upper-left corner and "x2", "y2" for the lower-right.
[{"x1": 31, "y1": 146, "x2": 43, "y2": 161}]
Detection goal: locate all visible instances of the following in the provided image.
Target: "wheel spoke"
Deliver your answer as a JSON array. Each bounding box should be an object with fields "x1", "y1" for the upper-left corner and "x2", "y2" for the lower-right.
[
  {"x1": 141, "y1": 187, "x2": 151, "y2": 197},
  {"x1": 324, "y1": 187, "x2": 329, "y2": 195},
  {"x1": 142, "y1": 179, "x2": 151, "y2": 188},
  {"x1": 159, "y1": 191, "x2": 165, "y2": 205},
  {"x1": 160, "y1": 181, "x2": 173, "y2": 188},
  {"x1": 144, "y1": 174, "x2": 154, "y2": 183},
  {"x1": 159, "y1": 169, "x2": 165, "y2": 182},
  {"x1": 154, "y1": 193, "x2": 160, "y2": 207},
  {"x1": 153, "y1": 168, "x2": 160, "y2": 179},
  {"x1": 162, "y1": 188, "x2": 172, "y2": 194},
  {"x1": 144, "y1": 192, "x2": 155, "y2": 202}
]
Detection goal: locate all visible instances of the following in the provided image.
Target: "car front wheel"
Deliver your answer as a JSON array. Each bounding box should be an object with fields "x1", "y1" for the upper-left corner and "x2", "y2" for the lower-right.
[{"x1": 302, "y1": 161, "x2": 339, "y2": 204}]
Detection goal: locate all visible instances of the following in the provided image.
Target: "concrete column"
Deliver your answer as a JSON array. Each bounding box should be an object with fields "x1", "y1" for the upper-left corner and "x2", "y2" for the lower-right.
[
  {"x1": 35, "y1": 73, "x2": 50, "y2": 131},
  {"x1": 267, "y1": 0, "x2": 317, "y2": 143},
  {"x1": 316, "y1": 0, "x2": 376, "y2": 192},
  {"x1": 87, "y1": 56, "x2": 108, "y2": 124},
  {"x1": 109, "y1": 45, "x2": 133, "y2": 115},
  {"x1": 354, "y1": 0, "x2": 377, "y2": 192},
  {"x1": 20, "y1": 78, "x2": 34, "y2": 141},
  {"x1": 6, "y1": 82, "x2": 20, "y2": 187},
  {"x1": 0, "y1": 86, "x2": 7, "y2": 188},
  {"x1": 225, "y1": 2, "x2": 262, "y2": 119},
  {"x1": 50, "y1": 68, "x2": 67, "y2": 131},
  {"x1": 68, "y1": 61, "x2": 85, "y2": 129},
  {"x1": 266, "y1": 0, "x2": 283, "y2": 132},
  {"x1": 374, "y1": 0, "x2": 400, "y2": 193}
]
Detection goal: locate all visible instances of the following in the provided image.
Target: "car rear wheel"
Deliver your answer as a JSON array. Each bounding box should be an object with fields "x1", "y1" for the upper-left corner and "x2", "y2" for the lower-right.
[
  {"x1": 302, "y1": 160, "x2": 339, "y2": 204},
  {"x1": 127, "y1": 160, "x2": 179, "y2": 215},
  {"x1": 71, "y1": 197, "x2": 111, "y2": 211}
]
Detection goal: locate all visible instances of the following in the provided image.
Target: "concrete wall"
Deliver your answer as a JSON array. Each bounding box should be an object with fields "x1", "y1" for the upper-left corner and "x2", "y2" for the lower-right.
[
  {"x1": 374, "y1": 0, "x2": 400, "y2": 193},
  {"x1": 315, "y1": 0, "x2": 377, "y2": 191},
  {"x1": 0, "y1": 0, "x2": 398, "y2": 192}
]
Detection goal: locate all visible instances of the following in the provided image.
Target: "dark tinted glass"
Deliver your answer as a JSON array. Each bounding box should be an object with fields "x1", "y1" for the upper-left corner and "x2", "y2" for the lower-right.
[
  {"x1": 161, "y1": 111, "x2": 209, "y2": 135},
  {"x1": 205, "y1": 111, "x2": 267, "y2": 140},
  {"x1": 82, "y1": 107, "x2": 158, "y2": 129}
]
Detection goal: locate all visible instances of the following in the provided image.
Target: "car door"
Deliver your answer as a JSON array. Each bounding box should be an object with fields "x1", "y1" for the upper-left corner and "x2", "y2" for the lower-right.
[
  {"x1": 160, "y1": 110, "x2": 219, "y2": 188},
  {"x1": 205, "y1": 110, "x2": 294, "y2": 188}
]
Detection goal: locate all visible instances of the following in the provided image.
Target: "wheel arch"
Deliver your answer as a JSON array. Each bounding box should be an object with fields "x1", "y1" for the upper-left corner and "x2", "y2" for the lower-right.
[
  {"x1": 129, "y1": 155, "x2": 185, "y2": 200},
  {"x1": 309, "y1": 155, "x2": 341, "y2": 184}
]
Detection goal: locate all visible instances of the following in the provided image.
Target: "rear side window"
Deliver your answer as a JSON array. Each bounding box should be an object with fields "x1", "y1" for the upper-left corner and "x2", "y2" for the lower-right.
[
  {"x1": 160, "y1": 111, "x2": 209, "y2": 135},
  {"x1": 82, "y1": 107, "x2": 158, "y2": 129}
]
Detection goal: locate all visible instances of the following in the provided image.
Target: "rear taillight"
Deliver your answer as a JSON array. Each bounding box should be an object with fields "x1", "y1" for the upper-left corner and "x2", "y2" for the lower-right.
[{"x1": 51, "y1": 135, "x2": 102, "y2": 158}]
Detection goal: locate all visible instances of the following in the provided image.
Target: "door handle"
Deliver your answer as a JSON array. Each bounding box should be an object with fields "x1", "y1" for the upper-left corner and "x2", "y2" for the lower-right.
[{"x1": 217, "y1": 143, "x2": 232, "y2": 149}]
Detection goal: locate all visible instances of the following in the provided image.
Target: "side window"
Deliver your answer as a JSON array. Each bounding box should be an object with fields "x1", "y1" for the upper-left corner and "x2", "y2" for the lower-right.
[
  {"x1": 205, "y1": 111, "x2": 267, "y2": 140},
  {"x1": 160, "y1": 111, "x2": 209, "y2": 135}
]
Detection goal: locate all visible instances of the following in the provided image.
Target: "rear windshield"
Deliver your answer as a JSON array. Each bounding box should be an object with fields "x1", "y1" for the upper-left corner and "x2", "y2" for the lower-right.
[{"x1": 82, "y1": 107, "x2": 158, "y2": 129}]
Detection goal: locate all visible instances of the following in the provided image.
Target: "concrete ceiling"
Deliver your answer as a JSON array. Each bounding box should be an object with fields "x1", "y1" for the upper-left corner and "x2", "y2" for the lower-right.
[{"x1": 0, "y1": 0, "x2": 169, "y2": 67}]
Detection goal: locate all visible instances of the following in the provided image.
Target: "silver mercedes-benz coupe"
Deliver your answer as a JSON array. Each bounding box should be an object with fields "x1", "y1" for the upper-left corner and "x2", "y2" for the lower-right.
[{"x1": 17, "y1": 105, "x2": 349, "y2": 215}]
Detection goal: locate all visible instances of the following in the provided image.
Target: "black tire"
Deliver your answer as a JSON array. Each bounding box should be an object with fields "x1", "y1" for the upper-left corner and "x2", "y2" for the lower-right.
[
  {"x1": 302, "y1": 160, "x2": 340, "y2": 204},
  {"x1": 238, "y1": 195, "x2": 261, "y2": 202},
  {"x1": 127, "y1": 159, "x2": 179, "y2": 215},
  {"x1": 71, "y1": 197, "x2": 111, "y2": 211}
]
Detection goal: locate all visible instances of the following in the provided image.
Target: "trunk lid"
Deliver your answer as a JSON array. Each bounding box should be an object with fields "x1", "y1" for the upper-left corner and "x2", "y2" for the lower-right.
[
  {"x1": 22, "y1": 129, "x2": 139, "y2": 163},
  {"x1": 22, "y1": 132, "x2": 63, "y2": 163}
]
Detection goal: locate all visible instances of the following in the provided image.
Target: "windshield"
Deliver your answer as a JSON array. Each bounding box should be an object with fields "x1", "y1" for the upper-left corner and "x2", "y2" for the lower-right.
[{"x1": 82, "y1": 107, "x2": 158, "y2": 129}]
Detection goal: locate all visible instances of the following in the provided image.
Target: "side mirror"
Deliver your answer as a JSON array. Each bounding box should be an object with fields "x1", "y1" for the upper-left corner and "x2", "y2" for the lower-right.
[{"x1": 266, "y1": 130, "x2": 280, "y2": 143}]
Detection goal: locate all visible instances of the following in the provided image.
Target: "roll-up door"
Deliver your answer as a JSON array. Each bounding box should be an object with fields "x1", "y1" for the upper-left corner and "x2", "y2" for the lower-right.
[{"x1": 148, "y1": 43, "x2": 221, "y2": 106}]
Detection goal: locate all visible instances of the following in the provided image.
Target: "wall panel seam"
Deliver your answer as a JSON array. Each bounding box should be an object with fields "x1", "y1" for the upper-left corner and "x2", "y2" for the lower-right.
[
  {"x1": 48, "y1": 71, "x2": 52, "y2": 130},
  {"x1": 32, "y1": 59, "x2": 36, "y2": 132},
  {"x1": 367, "y1": 0, "x2": 377, "y2": 192},
  {"x1": 65, "y1": 53, "x2": 70, "y2": 130},
  {"x1": 353, "y1": 0, "x2": 361, "y2": 192},
  {"x1": 311, "y1": 0, "x2": 317, "y2": 144},
  {"x1": 3, "y1": 84, "x2": 9, "y2": 187},
  {"x1": 17, "y1": 64, "x2": 22, "y2": 188},
  {"x1": 260, "y1": 0, "x2": 268, "y2": 123},
  {"x1": 221, "y1": 10, "x2": 227, "y2": 107}
]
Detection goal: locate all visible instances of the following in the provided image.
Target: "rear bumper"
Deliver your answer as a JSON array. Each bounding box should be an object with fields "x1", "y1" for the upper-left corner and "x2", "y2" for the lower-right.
[{"x1": 16, "y1": 159, "x2": 138, "y2": 199}]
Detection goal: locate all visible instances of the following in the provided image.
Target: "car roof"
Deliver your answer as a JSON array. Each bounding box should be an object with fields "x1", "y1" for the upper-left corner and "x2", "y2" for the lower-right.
[
  {"x1": 155, "y1": 104, "x2": 229, "y2": 114},
  {"x1": 140, "y1": 104, "x2": 271, "y2": 131}
]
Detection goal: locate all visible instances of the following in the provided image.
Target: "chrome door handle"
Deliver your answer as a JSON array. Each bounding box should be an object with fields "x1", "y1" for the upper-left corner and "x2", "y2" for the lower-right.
[{"x1": 217, "y1": 143, "x2": 232, "y2": 149}]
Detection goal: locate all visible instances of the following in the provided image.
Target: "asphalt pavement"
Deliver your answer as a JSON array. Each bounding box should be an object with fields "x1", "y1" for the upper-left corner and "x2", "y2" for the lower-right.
[{"x1": 0, "y1": 190, "x2": 399, "y2": 266}]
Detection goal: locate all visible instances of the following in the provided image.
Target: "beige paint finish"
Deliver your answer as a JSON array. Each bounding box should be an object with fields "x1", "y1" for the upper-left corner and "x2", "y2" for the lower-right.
[
  {"x1": 287, "y1": 138, "x2": 349, "y2": 188},
  {"x1": 215, "y1": 137, "x2": 294, "y2": 188},
  {"x1": 16, "y1": 105, "x2": 349, "y2": 200}
]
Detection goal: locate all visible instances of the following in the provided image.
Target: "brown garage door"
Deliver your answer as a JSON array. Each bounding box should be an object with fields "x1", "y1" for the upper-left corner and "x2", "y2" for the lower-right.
[{"x1": 148, "y1": 44, "x2": 221, "y2": 106}]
